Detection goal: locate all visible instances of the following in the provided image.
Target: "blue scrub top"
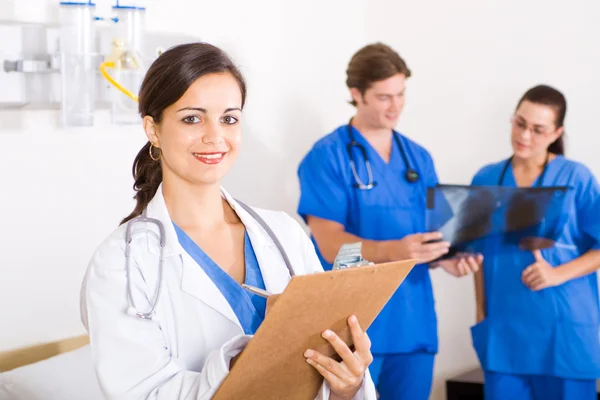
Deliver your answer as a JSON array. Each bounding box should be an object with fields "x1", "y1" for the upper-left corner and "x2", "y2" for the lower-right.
[
  {"x1": 297, "y1": 124, "x2": 440, "y2": 355},
  {"x1": 471, "y1": 155, "x2": 600, "y2": 380},
  {"x1": 174, "y1": 224, "x2": 267, "y2": 335}
]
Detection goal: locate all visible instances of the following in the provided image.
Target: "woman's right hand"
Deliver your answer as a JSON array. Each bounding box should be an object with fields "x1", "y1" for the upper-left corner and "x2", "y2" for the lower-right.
[
  {"x1": 304, "y1": 315, "x2": 373, "y2": 400},
  {"x1": 268, "y1": 300, "x2": 374, "y2": 398}
]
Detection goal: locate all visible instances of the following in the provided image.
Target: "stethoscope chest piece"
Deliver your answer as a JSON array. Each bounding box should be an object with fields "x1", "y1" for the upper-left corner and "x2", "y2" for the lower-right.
[
  {"x1": 346, "y1": 119, "x2": 420, "y2": 190},
  {"x1": 405, "y1": 169, "x2": 420, "y2": 183}
]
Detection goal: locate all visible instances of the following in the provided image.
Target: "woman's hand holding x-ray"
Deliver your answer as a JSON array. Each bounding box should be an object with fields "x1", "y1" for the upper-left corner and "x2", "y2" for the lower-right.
[
  {"x1": 303, "y1": 315, "x2": 373, "y2": 400},
  {"x1": 522, "y1": 250, "x2": 566, "y2": 291},
  {"x1": 437, "y1": 253, "x2": 483, "y2": 277}
]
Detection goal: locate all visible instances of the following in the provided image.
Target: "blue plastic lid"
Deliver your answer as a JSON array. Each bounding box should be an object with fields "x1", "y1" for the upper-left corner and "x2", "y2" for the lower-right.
[
  {"x1": 60, "y1": 1, "x2": 95, "y2": 5},
  {"x1": 112, "y1": 0, "x2": 145, "y2": 10},
  {"x1": 112, "y1": 5, "x2": 146, "y2": 10}
]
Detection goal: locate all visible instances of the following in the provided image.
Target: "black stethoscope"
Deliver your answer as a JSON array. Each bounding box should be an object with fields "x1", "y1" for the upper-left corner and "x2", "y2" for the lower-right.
[
  {"x1": 346, "y1": 119, "x2": 419, "y2": 190},
  {"x1": 498, "y1": 152, "x2": 550, "y2": 186}
]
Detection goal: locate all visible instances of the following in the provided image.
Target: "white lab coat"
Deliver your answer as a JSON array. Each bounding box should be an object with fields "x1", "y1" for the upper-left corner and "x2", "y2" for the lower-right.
[{"x1": 80, "y1": 185, "x2": 376, "y2": 400}]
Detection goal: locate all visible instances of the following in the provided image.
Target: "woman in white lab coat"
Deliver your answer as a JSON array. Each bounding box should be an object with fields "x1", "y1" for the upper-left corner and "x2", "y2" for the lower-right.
[{"x1": 80, "y1": 42, "x2": 376, "y2": 400}]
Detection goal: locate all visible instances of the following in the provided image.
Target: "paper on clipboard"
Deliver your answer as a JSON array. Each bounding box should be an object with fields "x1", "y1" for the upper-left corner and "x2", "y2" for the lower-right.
[{"x1": 212, "y1": 258, "x2": 416, "y2": 400}]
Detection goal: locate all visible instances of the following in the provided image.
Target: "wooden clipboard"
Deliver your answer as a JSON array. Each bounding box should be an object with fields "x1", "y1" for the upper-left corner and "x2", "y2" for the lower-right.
[{"x1": 212, "y1": 259, "x2": 416, "y2": 400}]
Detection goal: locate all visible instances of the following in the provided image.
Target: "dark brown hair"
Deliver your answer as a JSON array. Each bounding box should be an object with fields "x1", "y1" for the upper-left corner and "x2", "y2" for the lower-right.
[
  {"x1": 516, "y1": 84, "x2": 567, "y2": 155},
  {"x1": 346, "y1": 42, "x2": 411, "y2": 106},
  {"x1": 120, "y1": 42, "x2": 247, "y2": 225}
]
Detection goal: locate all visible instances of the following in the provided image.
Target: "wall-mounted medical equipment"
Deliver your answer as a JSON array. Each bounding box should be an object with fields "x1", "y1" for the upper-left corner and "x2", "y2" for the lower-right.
[{"x1": 0, "y1": 1, "x2": 196, "y2": 127}]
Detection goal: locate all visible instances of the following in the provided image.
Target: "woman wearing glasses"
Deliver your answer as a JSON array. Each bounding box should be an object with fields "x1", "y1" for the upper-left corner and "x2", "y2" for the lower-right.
[{"x1": 470, "y1": 84, "x2": 600, "y2": 400}]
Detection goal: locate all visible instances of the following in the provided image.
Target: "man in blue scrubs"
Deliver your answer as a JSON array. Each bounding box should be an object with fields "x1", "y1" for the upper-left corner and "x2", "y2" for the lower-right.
[{"x1": 296, "y1": 43, "x2": 481, "y2": 399}]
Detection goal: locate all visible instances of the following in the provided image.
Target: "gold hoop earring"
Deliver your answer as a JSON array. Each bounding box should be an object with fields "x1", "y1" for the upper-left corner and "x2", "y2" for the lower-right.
[{"x1": 149, "y1": 142, "x2": 161, "y2": 161}]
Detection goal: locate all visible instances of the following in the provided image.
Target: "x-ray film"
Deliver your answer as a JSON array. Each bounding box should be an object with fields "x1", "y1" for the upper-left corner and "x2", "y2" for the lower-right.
[{"x1": 426, "y1": 184, "x2": 571, "y2": 258}]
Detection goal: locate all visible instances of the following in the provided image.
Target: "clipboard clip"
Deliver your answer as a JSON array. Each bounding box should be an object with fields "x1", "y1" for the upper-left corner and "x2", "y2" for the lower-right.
[{"x1": 332, "y1": 242, "x2": 374, "y2": 270}]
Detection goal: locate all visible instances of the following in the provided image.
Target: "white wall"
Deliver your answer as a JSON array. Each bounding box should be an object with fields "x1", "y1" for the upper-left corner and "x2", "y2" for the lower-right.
[
  {"x1": 2, "y1": 1, "x2": 599, "y2": 399},
  {"x1": 365, "y1": 1, "x2": 600, "y2": 399}
]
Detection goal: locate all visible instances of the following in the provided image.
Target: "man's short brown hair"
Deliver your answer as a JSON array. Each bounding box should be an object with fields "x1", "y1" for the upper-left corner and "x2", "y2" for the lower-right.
[{"x1": 346, "y1": 43, "x2": 411, "y2": 106}]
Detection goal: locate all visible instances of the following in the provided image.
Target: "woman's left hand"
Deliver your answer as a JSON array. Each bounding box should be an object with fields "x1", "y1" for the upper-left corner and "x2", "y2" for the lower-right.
[
  {"x1": 522, "y1": 250, "x2": 566, "y2": 291},
  {"x1": 437, "y1": 253, "x2": 483, "y2": 277},
  {"x1": 304, "y1": 315, "x2": 373, "y2": 400}
]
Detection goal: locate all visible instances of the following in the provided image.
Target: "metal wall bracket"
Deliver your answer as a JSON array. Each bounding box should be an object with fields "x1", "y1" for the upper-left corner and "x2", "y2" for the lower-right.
[{"x1": 3, "y1": 55, "x2": 58, "y2": 74}]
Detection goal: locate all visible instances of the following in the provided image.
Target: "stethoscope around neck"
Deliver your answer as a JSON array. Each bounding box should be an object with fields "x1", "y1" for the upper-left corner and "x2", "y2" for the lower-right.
[
  {"x1": 498, "y1": 152, "x2": 550, "y2": 187},
  {"x1": 346, "y1": 118, "x2": 419, "y2": 190},
  {"x1": 123, "y1": 200, "x2": 295, "y2": 320}
]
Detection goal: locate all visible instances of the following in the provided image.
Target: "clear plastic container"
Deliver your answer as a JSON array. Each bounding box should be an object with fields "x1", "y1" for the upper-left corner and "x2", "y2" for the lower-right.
[
  {"x1": 60, "y1": 52, "x2": 97, "y2": 127},
  {"x1": 108, "y1": 3, "x2": 146, "y2": 124},
  {"x1": 112, "y1": 4, "x2": 146, "y2": 55},
  {"x1": 110, "y1": 58, "x2": 145, "y2": 125},
  {"x1": 58, "y1": 1, "x2": 97, "y2": 127}
]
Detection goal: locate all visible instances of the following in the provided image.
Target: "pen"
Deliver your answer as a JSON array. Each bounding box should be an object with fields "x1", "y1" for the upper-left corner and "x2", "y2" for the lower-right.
[{"x1": 241, "y1": 284, "x2": 272, "y2": 299}]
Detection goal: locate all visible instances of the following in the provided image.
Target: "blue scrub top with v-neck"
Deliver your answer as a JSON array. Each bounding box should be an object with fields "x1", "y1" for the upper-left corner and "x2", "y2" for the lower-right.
[
  {"x1": 173, "y1": 223, "x2": 267, "y2": 335},
  {"x1": 297, "y1": 124, "x2": 440, "y2": 355},
  {"x1": 470, "y1": 155, "x2": 600, "y2": 380}
]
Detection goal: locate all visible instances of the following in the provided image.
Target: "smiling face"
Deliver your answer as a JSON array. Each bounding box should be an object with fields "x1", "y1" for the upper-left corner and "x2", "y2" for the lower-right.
[
  {"x1": 143, "y1": 72, "x2": 243, "y2": 187},
  {"x1": 351, "y1": 73, "x2": 406, "y2": 131}
]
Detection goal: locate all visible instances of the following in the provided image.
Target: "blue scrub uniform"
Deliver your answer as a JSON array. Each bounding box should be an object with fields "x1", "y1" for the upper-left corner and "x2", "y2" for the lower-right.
[
  {"x1": 174, "y1": 224, "x2": 266, "y2": 334},
  {"x1": 471, "y1": 155, "x2": 600, "y2": 400},
  {"x1": 297, "y1": 124, "x2": 439, "y2": 399}
]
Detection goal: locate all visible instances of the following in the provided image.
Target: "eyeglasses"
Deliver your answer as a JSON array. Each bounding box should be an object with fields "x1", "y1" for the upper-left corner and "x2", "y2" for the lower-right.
[{"x1": 510, "y1": 116, "x2": 554, "y2": 137}]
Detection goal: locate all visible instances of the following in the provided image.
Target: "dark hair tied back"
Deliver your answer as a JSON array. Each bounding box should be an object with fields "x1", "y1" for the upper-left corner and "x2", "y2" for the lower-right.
[{"x1": 517, "y1": 84, "x2": 567, "y2": 155}]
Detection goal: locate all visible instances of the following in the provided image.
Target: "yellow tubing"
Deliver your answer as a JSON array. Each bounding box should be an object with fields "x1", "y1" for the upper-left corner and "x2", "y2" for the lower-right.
[{"x1": 99, "y1": 61, "x2": 139, "y2": 102}]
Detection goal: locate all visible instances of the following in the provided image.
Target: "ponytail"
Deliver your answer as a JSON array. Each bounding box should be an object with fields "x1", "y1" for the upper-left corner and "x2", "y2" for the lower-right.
[
  {"x1": 120, "y1": 142, "x2": 163, "y2": 225},
  {"x1": 517, "y1": 84, "x2": 567, "y2": 156},
  {"x1": 547, "y1": 135, "x2": 565, "y2": 155}
]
